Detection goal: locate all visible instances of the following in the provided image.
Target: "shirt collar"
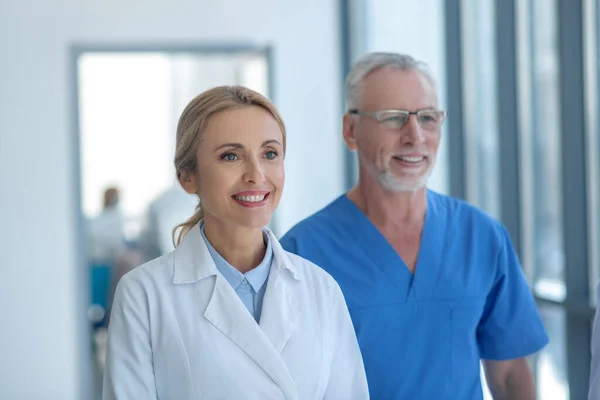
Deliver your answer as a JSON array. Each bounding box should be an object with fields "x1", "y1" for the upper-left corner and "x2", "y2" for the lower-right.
[{"x1": 200, "y1": 222, "x2": 272, "y2": 292}]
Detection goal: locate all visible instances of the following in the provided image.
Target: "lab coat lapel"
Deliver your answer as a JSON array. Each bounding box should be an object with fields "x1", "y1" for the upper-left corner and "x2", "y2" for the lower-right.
[
  {"x1": 201, "y1": 228, "x2": 299, "y2": 400},
  {"x1": 259, "y1": 233, "x2": 302, "y2": 354}
]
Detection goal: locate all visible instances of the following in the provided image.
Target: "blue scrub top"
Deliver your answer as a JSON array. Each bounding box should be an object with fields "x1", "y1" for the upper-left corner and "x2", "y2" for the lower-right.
[{"x1": 280, "y1": 189, "x2": 549, "y2": 399}]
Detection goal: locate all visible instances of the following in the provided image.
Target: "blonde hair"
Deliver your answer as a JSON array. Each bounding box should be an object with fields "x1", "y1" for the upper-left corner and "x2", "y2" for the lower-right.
[{"x1": 172, "y1": 85, "x2": 286, "y2": 247}]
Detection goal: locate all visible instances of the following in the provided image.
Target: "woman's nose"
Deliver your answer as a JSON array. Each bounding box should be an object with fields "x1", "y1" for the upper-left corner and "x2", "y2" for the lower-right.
[{"x1": 243, "y1": 160, "x2": 266, "y2": 184}]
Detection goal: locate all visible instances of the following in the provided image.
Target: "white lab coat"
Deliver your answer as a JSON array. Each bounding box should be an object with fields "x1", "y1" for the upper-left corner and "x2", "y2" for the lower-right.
[
  {"x1": 591, "y1": 283, "x2": 600, "y2": 399},
  {"x1": 102, "y1": 223, "x2": 369, "y2": 400}
]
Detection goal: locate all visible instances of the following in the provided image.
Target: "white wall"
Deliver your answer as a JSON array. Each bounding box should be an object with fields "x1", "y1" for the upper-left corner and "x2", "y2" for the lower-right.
[{"x1": 0, "y1": 1, "x2": 342, "y2": 398}]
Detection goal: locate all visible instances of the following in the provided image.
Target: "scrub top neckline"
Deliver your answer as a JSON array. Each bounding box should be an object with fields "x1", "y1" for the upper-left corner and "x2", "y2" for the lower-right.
[{"x1": 331, "y1": 189, "x2": 447, "y2": 301}]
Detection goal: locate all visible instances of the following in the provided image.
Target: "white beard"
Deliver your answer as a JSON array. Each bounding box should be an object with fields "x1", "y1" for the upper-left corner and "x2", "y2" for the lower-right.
[{"x1": 362, "y1": 155, "x2": 435, "y2": 193}]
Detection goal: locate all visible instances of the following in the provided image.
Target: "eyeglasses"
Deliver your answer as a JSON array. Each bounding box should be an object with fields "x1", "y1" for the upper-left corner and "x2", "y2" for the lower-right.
[{"x1": 348, "y1": 108, "x2": 447, "y2": 131}]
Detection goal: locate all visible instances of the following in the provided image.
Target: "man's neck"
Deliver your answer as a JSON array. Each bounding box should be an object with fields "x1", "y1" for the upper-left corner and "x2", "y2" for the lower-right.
[{"x1": 347, "y1": 176, "x2": 427, "y2": 228}]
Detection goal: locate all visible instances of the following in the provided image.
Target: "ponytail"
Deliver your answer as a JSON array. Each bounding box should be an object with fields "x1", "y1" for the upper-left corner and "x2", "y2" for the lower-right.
[{"x1": 172, "y1": 204, "x2": 204, "y2": 247}]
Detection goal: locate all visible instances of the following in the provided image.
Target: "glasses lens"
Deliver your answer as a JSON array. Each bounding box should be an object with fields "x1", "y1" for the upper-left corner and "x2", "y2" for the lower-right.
[
  {"x1": 418, "y1": 110, "x2": 445, "y2": 129},
  {"x1": 379, "y1": 111, "x2": 409, "y2": 128}
]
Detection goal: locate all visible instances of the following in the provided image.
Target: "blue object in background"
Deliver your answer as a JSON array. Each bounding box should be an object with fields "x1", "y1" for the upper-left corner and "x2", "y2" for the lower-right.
[{"x1": 90, "y1": 263, "x2": 112, "y2": 328}]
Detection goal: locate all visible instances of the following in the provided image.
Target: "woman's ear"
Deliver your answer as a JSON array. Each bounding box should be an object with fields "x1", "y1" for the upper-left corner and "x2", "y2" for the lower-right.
[{"x1": 178, "y1": 170, "x2": 199, "y2": 195}]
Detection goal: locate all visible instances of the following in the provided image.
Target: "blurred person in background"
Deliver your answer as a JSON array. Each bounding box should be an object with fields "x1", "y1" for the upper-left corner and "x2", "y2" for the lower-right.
[
  {"x1": 280, "y1": 52, "x2": 548, "y2": 400},
  {"x1": 86, "y1": 186, "x2": 130, "y2": 371},
  {"x1": 86, "y1": 186, "x2": 127, "y2": 327},
  {"x1": 86, "y1": 186, "x2": 126, "y2": 265},
  {"x1": 102, "y1": 85, "x2": 369, "y2": 400},
  {"x1": 138, "y1": 184, "x2": 198, "y2": 262}
]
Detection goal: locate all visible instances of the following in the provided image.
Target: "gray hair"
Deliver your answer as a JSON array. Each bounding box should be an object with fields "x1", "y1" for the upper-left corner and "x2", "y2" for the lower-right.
[{"x1": 345, "y1": 52, "x2": 436, "y2": 111}]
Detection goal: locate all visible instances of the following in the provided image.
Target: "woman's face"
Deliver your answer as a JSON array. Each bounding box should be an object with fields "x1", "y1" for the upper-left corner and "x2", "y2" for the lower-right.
[{"x1": 180, "y1": 106, "x2": 285, "y2": 230}]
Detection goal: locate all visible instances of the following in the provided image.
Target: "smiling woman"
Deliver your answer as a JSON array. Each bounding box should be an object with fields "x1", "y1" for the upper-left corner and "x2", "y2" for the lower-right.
[
  {"x1": 101, "y1": 85, "x2": 369, "y2": 400},
  {"x1": 173, "y1": 86, "x2": 286, "y2": 247}
]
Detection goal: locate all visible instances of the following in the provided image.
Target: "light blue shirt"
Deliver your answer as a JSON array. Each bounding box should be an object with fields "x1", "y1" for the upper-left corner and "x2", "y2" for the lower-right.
[{"x1": 200, "y1": 223, "x2": 272, "y2": 323}]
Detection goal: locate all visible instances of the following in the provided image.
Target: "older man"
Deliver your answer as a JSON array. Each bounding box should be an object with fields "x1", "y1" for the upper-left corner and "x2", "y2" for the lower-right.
[{"x1": 280, "y1": 52, "x2": 548, "y2": 399}]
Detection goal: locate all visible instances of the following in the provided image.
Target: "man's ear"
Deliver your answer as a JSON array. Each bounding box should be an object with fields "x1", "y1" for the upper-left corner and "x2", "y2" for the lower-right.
[
  {"x1": 178, "y1": 170, "x2": 198, "y2": 195},
  {"x1": 342, "y1": 113, "x2": 358, "y2": 152}
]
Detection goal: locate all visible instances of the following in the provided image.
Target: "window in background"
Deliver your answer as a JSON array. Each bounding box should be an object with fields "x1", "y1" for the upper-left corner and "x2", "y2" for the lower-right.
[
  {"x1": 533, "y1": 305, "x2": 569, "y2": 400},
  {"x1": 461, "y1": 0, "x2": 500, "y2": 219},
  {"x1": 517, "y1": 0, "x2": 569, "y2": 395},
  {"x1": 461, "y1": 2, "x2": 498, "y2": 397},
  {"x1": 78, "y1": 52, "x2": 269, "y2": 241},
  {"x1": 524, "y1": 0, "x2": 566, "y2": 302},
  {"x1": 78, "y1": 53, "x2": 175, "y2": 239}
]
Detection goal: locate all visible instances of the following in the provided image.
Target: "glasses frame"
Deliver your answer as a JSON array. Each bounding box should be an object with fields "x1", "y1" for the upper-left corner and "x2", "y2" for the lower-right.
[{"x1": 348, "y1": 108, "x2": 448, "y2": 130}]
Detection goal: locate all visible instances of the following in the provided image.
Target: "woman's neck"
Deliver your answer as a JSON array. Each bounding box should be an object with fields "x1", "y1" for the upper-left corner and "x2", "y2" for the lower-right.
[{"x1": 203, "y1": 217, "x2": 266, "y2": 274}]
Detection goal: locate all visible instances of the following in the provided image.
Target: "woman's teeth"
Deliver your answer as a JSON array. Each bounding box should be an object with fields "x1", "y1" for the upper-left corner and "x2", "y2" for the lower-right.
[{"x1": 234, "y1": 194, "x2": 266, "y2": 202}]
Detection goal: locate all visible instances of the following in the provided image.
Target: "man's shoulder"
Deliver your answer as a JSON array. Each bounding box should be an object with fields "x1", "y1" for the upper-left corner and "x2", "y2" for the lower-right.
[
  {"x1": 281, "y1": 195, "x2": 345, "y2": 242},
  {"x1": 428, "y1": 190, "x2": 512, "y2": 252},
  {"x1": 429, "y1": 189, "x2": 504, "y2": 232}
]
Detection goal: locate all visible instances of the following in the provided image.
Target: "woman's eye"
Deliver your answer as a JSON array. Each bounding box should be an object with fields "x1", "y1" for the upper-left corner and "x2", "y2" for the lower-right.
[
  {"x1": 222, "y1": 153, "x2": 238, "y2": 161},
  {"x1": 265, "y1": 151, "x2": 278, "y2": 160}
]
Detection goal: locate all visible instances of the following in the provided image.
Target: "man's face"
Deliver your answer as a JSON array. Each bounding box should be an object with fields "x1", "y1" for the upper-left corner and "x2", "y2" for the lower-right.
[{"x1": 343, "y1": 67, "x2": 443, "y2": 192}]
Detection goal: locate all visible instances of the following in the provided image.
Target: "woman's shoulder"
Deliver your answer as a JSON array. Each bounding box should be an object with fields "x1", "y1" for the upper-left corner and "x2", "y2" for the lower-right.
[
  {"x1": 280, "y1": 250, "x2": 343, "y2": 296},
  {"x1": 116, "y1": 252, "x2": 174, "y2": 292}
]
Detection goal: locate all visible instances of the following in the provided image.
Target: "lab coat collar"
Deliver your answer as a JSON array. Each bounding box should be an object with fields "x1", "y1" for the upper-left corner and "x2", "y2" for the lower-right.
[{"x1": 172, "y1": 222, "x2": 300, "y2": 284}]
